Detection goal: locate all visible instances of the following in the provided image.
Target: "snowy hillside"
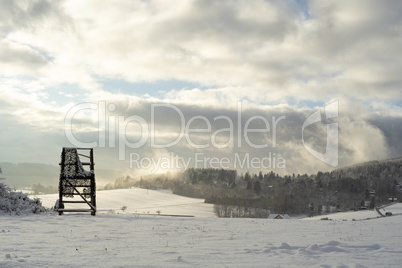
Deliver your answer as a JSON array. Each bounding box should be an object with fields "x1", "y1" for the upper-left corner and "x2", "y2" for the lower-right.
[
  {"x1": 1, "y1": 203, "x2": 402, "y2": 267},
  {"x1": 34, "y1": 187, "x2": 215, "y2": 218},
  {"x1": 303, "y1": 208, "x2": 381, "y2": 221},
  {"x1": 0, "y1": 189, "x2": 399, "y2": 266}
]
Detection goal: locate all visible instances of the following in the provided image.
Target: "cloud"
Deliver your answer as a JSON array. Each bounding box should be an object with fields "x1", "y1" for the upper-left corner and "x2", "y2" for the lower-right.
[
  {"x1": 0, "y1": 83, "x2": 400, "y2": 175},
  {"x1": 2, "y1": 0, "x2": 402, "y2": 102},
  {"x1": 42, "y1": 96, "x2": 395, "y2": 174},
  {"x1": 369, "y1": 115, "x2": 402, "y2": 159},
  {"x1": 0, "y1": 0, "x2": 401, "y2": 176},
  {"x1": 0, "y1": 39, "x2": 48, "y2": 75}
]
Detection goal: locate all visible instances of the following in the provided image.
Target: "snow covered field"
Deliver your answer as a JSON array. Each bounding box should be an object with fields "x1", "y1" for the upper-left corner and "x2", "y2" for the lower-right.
[
  {"x1": 34, "y1": 188, "x2": 215, "y2": 217},
  {"x1": 1, "y1": 189, "x2": 402, "y2": 267}
]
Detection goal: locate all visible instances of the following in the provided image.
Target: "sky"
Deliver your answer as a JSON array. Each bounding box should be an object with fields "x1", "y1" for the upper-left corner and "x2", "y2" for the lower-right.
[{"x1": 1, "y1": 0, "x2": 402, "y2": 176}]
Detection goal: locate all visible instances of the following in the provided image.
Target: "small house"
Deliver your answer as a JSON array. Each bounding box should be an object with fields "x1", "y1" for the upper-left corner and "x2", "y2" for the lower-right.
[{"x1": 268, "y1": 214, "x2": 291, "y2": 219}]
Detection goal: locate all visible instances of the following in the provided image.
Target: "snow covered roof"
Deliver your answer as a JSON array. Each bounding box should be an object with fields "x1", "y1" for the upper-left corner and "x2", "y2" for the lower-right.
[
  {"x1": 268, "y1": 214, "x2": 291, "y2": 219},
  {"x1": 62, "y1": 148, "x2": 93, "y2": 178}
]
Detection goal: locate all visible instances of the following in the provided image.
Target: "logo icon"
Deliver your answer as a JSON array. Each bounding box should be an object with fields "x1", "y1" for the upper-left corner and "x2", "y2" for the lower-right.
[{"x1": 302, "y1": 101, "x2": 338, "y2": 167}]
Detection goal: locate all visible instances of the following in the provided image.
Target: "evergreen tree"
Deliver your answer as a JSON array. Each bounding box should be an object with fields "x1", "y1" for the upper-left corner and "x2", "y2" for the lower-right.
[
  {"x1": 369, "y1": 197, "x2": 376, "y2": 210},
  {"x1": 244, "y1": 172, "x2": 251, "y2": 182},
  {"x1": 253, "y1": 181, "x2": 262, "y2": 195},
  {"x1": 365, "y1": 189, "x2": 370, "y2": 199},
  {"x1": 246, "y1": 180, "x2": 252, "y2": 190}
]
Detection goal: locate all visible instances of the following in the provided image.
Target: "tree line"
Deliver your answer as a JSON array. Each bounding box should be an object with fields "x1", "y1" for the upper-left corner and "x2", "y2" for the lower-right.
[{"x1": 98, "y1": 157, "x2": 402, "y2": 218}]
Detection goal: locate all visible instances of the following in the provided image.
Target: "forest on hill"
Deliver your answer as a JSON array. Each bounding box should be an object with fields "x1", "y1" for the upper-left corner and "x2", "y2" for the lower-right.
[{"x1": 103, "y1": 157, "x2": 402, "y2": 217}]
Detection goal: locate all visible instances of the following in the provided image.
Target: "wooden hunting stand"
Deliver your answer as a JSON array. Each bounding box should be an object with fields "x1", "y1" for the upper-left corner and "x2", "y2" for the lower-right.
[{"x1": 58, "y1": 147, "x2": 96, "y2": 216}]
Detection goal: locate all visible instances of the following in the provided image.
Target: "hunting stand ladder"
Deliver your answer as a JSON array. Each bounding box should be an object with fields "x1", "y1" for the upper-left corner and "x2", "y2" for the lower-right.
[{"x1": 58, "y1": 148, "x2": 96, "y2": 215}]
